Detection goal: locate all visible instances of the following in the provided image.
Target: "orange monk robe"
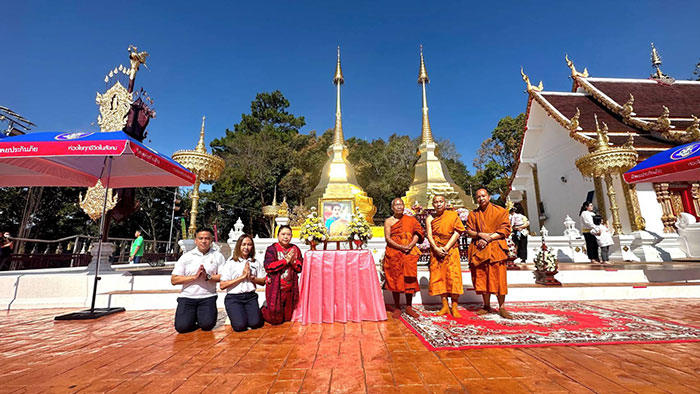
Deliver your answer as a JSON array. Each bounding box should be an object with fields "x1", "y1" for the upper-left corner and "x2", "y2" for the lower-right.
[
  {"x1": 384, "y1": 215, "x2": 424, "y2": 293},
  {"x1": 465, "y1": 203, "x2": 511, "y2": 296},
  {"x1": 428, "y1": 210, "x2": 466, "y2": 296}
]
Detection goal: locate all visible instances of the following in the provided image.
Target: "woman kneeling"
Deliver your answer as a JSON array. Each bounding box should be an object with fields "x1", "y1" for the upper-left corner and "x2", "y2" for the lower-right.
[{"x1": 220, "y1": 234, "x2": 266, "y2": 332}]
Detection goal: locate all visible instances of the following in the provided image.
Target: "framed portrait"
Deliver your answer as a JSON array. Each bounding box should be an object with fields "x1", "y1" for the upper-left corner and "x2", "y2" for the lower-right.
[{"x1": 321, "y1": 199, "x2": 354, "y2": 237}]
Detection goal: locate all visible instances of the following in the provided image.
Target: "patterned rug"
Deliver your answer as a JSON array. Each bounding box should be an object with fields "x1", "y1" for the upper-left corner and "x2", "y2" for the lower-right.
[{"x1": 400, "y1": 302, "x2": 700, "y2": 351}]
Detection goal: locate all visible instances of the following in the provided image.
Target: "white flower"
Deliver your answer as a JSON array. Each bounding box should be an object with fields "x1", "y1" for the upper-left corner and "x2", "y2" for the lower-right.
[{"x1": 307, "y1": 236, "x2": 313, "y2": 241}]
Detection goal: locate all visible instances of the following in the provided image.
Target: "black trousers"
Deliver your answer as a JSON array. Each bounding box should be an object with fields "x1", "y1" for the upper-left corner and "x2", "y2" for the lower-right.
[
  {"x1": 174, "y1": 295, "x2": 218, "y2": 333},
  {"x1": 512, "y1": 233, "x2": 528, "y2": 261},
  {"x1": 225, "y1": 292, "x2": 263, "y2": 332},
  {"x1": 583, "y1": 232, "x2": 599, "y2": 261}
]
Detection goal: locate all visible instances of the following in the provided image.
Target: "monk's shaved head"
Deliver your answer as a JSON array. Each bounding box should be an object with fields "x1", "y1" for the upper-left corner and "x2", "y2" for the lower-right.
[
  {"x1": 391, "y1": 198, "x2": 404, "y2": 205},
  {"x1": 475, "y1": 188, "x2": 489, "y2": 196}
]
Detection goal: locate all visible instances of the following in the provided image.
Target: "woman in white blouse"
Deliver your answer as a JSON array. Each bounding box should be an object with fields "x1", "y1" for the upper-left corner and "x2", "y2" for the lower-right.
[
  {"x1": 579, "y1": 202, "x2": 600, "y2": 263},
  {"x1": 220, "y1": 234, "x2": 266, "y2": 332}
]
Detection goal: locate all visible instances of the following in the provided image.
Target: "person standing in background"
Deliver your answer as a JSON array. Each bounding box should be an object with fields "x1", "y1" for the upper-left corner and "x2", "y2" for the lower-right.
[
  {"x1": 129, "y1": 230, "x2": 144, "y2": 264},
  {"x1": 509, "y1": 205, "x2": 529, "y2": 263},
  {"x1": 591, "y1": 216, "x2": 613, "y2": 265},
  {"x1": 579, "y1": 202, "x2": 599, "y2": 263}
]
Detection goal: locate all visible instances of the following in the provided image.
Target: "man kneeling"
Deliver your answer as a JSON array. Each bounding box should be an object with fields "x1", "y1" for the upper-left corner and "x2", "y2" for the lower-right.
[{"x1": 171, "y1": 228, "x2": 224, "y2": 333}]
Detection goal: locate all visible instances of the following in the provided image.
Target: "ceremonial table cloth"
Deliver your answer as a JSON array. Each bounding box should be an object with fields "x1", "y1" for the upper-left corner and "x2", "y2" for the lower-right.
[{"x1": 292, "y1": 250, "x2": 387, "y2": 324}]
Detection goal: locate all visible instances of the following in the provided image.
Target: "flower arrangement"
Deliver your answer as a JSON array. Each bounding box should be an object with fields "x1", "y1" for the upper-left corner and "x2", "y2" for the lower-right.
[
  {"x1": 534, "y1": 240, "x2": 557, "y2": 272},
  {"x1": 506, "y1": 237, "x2": 518, "y2": 259},
  {"x1": 346, "y1": 207, "x2": 372, "y2": 245},
  {"x1": 299, "y1": 208, "x2": 327, "y2": 246},
  {"x1": 456, "y1": 208, "x2": 470, "y2": 222},
  {"x1": 410, "y1": 203, "x2": 424, "y2": 215}
]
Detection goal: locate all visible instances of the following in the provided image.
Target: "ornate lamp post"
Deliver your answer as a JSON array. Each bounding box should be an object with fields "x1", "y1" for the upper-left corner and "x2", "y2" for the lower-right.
[
  {"x1": 575, "y1": 115, "x2": 638, "y2": 234},
  {"x1": 172, "y1": 116, "x2": 225, "y2": 238}
]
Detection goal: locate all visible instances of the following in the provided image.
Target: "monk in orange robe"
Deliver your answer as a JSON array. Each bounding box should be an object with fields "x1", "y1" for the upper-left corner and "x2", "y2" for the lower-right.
[
  {"x1": 384, "y1": 198, "x2": 424, "y2": 318},
  {"x1": 426, "y1": 195, "x2": 465, "y2": 317},
  {"x1": 465, "y1": 188, "x2": 513, "y2": 319}
]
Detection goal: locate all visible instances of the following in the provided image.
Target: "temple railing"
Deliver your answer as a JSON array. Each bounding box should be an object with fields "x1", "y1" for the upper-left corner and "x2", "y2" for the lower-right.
[{"x1": 1, "y1": 235, "x2": 178, "y2": 271}]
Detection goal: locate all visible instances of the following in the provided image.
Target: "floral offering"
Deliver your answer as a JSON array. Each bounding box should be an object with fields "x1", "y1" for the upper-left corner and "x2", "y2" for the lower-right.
[
  {"x1": 299, "y1": 208, "x2": 328, "y2": 245},
  {"x1": 534, "y1": 240, "x2": 557, "y2": 272},
  {"x1": 346, "y1": 207, "x2": 372, "y2": 245}
]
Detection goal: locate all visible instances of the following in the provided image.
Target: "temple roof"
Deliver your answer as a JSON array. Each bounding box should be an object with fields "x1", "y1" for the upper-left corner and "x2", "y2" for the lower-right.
[
  {"x1": 583, "y1": 78, "x2": 700, "y2": 118},
  {"x1": 525, "y1": 73, "x2": 700, "y2": 159}
]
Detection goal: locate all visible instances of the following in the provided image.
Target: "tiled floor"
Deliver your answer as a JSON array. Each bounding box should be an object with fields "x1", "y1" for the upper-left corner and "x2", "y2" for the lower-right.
[{"x1": 2, "y1": 299, "x2": 699, "y2": 393}]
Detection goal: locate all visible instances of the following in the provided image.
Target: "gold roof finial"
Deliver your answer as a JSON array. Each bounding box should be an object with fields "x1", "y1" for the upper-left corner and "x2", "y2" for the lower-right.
[
  {"x1": 520, "y1": 67, "x2": 543, "y2": 92},
  {"x1": 686, "y1": 115, "x2": 700, "y2": 140},
  {"x1": 418, "y1": 45, "x2": 429, "y2": 84},
  {"x1": 656, "y1": 105, "x2": 671, "y2": 131},
  {"x1": 333, "y1": 47, "x2": 344, "y2": 146},
  {"x1": 651, "y1": 43, "x2": 662, "y2": 70},
  {"x1": 418, "y1": 45, "x2": 434, "y2": 144},
  {"x1": 620, "y1": 93, "x2": 635, "y2": 118},
  {"x1": 334, "y1": 46, "x2": 344, "y2": 85},
  {"x1": 564, "y1": 54, "x2": 589, "y2": 78},
  {"x1": 567, "y1": 107, "x2": 581, "y2": 133},
  {"x1": 195, "y1": 116, "x2": 207, "y2": 153},
  {"x1": 650, "y1": 43, "x2": 674, "y2": 83}
]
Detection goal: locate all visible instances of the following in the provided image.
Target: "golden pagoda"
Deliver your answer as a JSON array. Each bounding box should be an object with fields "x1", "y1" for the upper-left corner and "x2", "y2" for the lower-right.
[
  {"x1": 304, "y1": 47, "x2": 377, "y2": 223},
  {"x1": 403, "y1": 46, "x2": 475, "y2": 209}
]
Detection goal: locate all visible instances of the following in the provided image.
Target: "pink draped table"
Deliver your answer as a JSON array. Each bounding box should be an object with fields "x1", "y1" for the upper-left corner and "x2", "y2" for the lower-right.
[{"x1": 292, "y1": 250, "x2": 387, "y2": 324}]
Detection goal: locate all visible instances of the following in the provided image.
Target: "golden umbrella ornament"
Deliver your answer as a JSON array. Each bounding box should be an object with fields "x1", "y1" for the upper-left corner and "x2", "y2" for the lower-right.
[{"x1": 172, "y1": 116, "x2": 225, "y2": 238}]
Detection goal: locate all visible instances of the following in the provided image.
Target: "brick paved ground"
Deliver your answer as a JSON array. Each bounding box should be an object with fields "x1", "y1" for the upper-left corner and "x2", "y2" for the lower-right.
[{"x1": 1, "y1": 299, "x2": 699, "y2": 393}]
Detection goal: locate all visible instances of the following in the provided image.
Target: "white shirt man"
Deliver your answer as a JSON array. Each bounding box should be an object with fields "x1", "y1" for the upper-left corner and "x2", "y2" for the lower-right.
[{"x1": 171, "y1": 228, "x2": 224, "y2": 333}]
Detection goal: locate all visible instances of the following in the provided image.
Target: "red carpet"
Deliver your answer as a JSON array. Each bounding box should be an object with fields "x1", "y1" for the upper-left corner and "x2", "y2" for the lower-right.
[{"x1": 400, "y1": 302, "x2": 700, "y2": 351}]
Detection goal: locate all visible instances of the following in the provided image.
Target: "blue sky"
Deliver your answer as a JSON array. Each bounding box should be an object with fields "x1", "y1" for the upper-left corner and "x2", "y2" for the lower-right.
[{"x1": 4, "y1": 1, "x2": 700, "y2": 172}]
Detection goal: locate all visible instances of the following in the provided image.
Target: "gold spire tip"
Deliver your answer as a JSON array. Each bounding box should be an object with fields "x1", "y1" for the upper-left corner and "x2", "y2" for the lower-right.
[
  {"x1": 418, "y1": 45, "x2": 429, "y2": 84},
  {"x1": 334, "y1": 46, "x2": 344, "y2": 85},
  {"x1": 195, "y1": 116, "x2": 207, "y2": 153}
]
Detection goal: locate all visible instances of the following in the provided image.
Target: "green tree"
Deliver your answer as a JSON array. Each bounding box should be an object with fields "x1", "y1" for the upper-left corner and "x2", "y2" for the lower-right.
[
  {"x1": 473, "y1": 113, "x2": 526, "y2": 201},
  {"x1": 210, "y1": 91, "x2": 307, "y2": 237}
]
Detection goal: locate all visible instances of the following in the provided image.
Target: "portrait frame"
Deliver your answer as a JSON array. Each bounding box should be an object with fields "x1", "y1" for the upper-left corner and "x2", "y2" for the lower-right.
[{"x1": 320, "y1": 198, "x2": 354, "y2": 238}]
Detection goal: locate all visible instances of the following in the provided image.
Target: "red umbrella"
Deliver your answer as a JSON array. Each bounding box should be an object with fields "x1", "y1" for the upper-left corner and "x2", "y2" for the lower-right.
[{"x1": 0, "y1": 131, "x2": 197, "y2": 319}]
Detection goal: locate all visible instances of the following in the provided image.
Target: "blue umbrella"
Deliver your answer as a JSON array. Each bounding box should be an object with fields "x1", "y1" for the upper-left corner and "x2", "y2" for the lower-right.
[{"x1": 624, "y1": 141, "x2": 700, "y2": 183}]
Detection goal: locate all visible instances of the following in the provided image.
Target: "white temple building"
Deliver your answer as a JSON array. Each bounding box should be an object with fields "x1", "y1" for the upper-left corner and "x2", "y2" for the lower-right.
[{"x1": 508, "y1": 47, "x2": 700, "y2": 261}]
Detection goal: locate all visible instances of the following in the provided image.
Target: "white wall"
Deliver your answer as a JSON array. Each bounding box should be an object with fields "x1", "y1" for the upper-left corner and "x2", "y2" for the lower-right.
[
  {"x1": 637, "y1": 183, "x2": 665, "y2": 234},
  {"x1": 527, "y1": 103, "x2": 594, "y2": 234}
]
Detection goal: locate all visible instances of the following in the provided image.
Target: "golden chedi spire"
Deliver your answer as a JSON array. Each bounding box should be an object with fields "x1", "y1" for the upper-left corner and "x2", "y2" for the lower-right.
[
  {"x1": 402, "y1": 46, "x2": 475, "y2": 210},
  {"x1": 333, "y1": 46, "x2": 345, "y2": 146},
  {"x1": 418, "y1": 45, "x2": 435, "y2": 145},
  {"x1": 304, "y1": 47, "x2": 376, "y2": 226}
]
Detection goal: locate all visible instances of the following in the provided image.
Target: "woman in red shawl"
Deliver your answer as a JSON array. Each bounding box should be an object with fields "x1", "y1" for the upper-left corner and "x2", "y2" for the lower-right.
[{"x1": 261, "y1": 225, "x2": 303, "y2": 325}]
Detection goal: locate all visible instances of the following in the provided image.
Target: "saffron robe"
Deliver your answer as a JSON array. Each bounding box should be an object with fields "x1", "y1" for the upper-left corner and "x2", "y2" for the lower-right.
[
  {"x1": 261, "y1": 243, "x2": 303, "y2": 325},
  {"x1": 428, "y1": 210, "x2": 465, "y2": 296},
  {"x1": 465, "y1": 203, "x2": 511, "y2": 295},
  {"x1": 384, "y1": 215, "x2": 424, "y2": 293}
]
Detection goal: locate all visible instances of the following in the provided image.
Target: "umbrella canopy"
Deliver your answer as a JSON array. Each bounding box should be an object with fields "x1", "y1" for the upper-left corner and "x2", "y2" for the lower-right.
[
  {"x1": 0, "y1": 131, "x2": 196, "y2": 188},
  {"x1": 623, "y1": 141, "x2": 700, "y2": 184}
]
